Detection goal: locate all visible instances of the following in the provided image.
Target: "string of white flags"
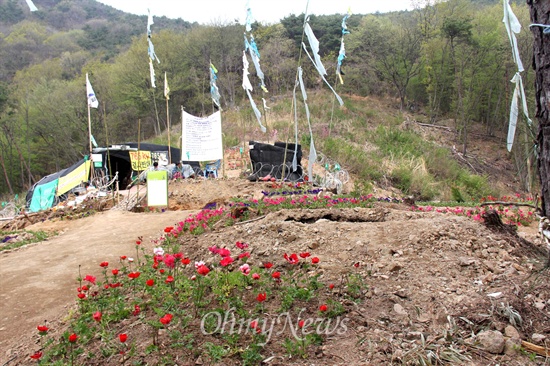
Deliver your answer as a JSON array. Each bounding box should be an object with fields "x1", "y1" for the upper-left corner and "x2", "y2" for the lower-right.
[
  {"x1": 147, "y1": 9, "x2": 160, "y2": 88},
  {"x1": 503, "y1": 0, "x2": 532, "y2": 152},
  {"x1": 243, "y1": 0, "x2": 268, "y2": 133}
]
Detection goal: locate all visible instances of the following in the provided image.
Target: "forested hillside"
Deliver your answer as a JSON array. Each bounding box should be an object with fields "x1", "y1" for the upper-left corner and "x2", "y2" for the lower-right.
[{"x1": 0, "y1": 0, "x2": 535, "y2": 199}]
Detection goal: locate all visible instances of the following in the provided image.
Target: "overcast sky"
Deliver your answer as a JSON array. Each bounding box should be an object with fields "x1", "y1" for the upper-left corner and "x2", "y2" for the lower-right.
[{"x1": 95, "y1": 0, "x2": 415, "y2": 25}]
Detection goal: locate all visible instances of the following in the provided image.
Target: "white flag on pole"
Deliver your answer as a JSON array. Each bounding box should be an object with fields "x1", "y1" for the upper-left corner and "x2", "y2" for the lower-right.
[
  {"x1": 86, "y1": 73, "x2": 99, "y2": 109},
  {"x1": 26, "y1": 0, "x2": 38, "y2": 11}
]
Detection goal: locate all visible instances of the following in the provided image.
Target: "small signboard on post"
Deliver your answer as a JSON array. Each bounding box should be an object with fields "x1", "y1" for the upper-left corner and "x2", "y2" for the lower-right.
[
  {"x1": 146, "y1": 170, "x2": 168, "y2": 207},
  {"x1": 129, "y1": 151, "x2": 152, "y2": 171}
]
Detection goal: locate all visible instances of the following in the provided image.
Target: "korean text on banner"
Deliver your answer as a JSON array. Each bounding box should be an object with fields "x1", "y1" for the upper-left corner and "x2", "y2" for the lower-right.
[
  {"x1": 181, "y1": 111, "x2": 223, "y2": 161},
  {"x1": 129, "y1": 151, "x2": 152, "y2": 171}
]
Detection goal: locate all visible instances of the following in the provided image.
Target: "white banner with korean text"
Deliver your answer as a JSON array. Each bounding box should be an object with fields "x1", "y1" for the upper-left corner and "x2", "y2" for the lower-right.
[{"x1": 181, "y1": 110, "x2": 223, "y2": 161}]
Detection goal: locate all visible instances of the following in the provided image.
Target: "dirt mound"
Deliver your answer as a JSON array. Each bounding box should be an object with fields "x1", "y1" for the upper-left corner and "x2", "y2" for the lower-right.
[{"x1": 1, "y1": 178, "x2": 549, "y2": 365}]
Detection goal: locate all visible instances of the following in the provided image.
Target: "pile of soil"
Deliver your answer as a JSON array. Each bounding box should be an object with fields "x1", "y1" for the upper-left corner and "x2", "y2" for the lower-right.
[{"x1": 1, "y1": 177, "x2": 549, "y2": 365}]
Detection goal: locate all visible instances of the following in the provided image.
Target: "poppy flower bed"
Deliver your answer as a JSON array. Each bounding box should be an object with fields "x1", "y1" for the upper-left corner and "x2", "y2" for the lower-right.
[{"x1": 29, "y1": 228, "x2": 365, "y2": 365}]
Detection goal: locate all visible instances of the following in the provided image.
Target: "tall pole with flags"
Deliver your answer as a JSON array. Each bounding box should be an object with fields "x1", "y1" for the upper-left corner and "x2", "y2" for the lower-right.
[
  {"x1": 164, "y1": 71, "x2": 171, "y2": 164},
  {"x1": 86, "y1": 73, "x2": 99, "y2": 156}
]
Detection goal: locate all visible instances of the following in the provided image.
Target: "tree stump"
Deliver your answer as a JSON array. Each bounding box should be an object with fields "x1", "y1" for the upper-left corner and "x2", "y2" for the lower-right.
[{"x1": 482, "y1": 209, "x2": 517, "y2": 235}]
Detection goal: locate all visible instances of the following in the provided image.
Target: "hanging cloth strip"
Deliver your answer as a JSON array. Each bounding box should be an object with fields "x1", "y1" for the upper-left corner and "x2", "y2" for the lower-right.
[
  {"x1": 302, "y1": 21, "x2": 343, "y2": 106},
  {"x1": 242, "y1": 51, "x2": 266, "y2": 132},
  {"x1": 507, "y1": 72, "x2": 532, "y2": 152}
]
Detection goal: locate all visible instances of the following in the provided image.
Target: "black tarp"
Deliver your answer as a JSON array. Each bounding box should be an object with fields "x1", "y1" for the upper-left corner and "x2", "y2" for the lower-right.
[{"x1": 248, "y1": 141, "x2": 303, "y2": 182}]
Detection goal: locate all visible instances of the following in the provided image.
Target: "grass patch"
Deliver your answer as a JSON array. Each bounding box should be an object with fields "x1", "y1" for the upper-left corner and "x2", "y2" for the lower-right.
[{"x1": 0, "y1": 230, "x2": 49, "y2": 251}]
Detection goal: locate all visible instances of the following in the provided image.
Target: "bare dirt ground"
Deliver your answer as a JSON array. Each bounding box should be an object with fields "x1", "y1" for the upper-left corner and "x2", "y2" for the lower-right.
[{"x1": 1, "y1": 174, "x2": 550, "y2": 365}]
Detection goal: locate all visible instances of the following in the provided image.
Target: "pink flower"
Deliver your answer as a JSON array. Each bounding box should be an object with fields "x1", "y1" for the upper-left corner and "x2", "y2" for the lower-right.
[
  {"x1": 163, "y1": 254, "x2": 176, "y2": 269},
  {"x1": 195, "y1": 261, "x2": 205, "y2": 269},
  {"x1": 208, "y1": 245, "x2": 220, "y2": 254},
  {"x1": 239, "y1": 263, "x2": 251, "y2": 275}
]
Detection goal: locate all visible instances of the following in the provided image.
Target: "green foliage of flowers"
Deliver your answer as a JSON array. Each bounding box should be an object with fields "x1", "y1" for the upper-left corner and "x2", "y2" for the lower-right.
[{"x1": 31, "y1": 224, "x2": 364, "y2": 365}]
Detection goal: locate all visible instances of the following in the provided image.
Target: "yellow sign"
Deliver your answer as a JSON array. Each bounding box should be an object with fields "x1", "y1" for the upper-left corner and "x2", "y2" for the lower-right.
[
  {"x1": 129, "y1": 151, "x2": 152, "y2": 171},
  {"x1": 57, "y1": 160, "x2": 91, "y2": 196}
]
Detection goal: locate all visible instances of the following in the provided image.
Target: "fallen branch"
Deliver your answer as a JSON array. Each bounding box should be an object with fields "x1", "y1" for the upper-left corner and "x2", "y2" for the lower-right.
[
  {"x1": 480, "y1": 201, "x2": 538, "y2": 210},
  {"x1": 414, "y1": 121, "x2": 453, "y2": 131},
  {"x1": 521, "y1": 340, "x2": 550, "y2": 357},
  {"x1": 234, "y1": 215, "x2": 266, "y2": 225}
]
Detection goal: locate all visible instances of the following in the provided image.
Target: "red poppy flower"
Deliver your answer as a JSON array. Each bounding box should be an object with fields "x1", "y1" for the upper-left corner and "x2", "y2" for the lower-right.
[
  {"x1": 77, "y1": 293, "x2": 86, "y2": 299},
  {"x1": 263, "y1": 262, "x2": 273, "y2": 269},
  {"x1": 120, "y1": 255, "x2": 127, "y2": 260},
  {"x1": 311, "y1": 257, "x2": 320, "y2": 264},
  {"x1": 30, "y1": 351, "x2": 42, "y2": 360},
  {"x1": 298, "y1": 320, "x2": 305, "y2": 328},
  {"x1": 181, "y1": 258, "x2": 191, "y2": 265},
  {"x1": 104, "y1": 284, "x2": 109, "y2": 289},
  {"x1": 163, "y1": 226, "x2": 174, "y2": 233},
  {"x1": 128, "y1": 272, "x2": 140, "y2": 279},
  {"x1": 238, "y1": 252, "x2": 250, "y2": 259},
  {"x1": 165, "y1": 276, "x2": 174, "y2": 284},
  {"x1": 133, "y1": 305, "x2": 141, "y2": 316},
  {"x1": 299, "y1": 252, "x2": 310, "y2": 258},
  {"x1": 353, "y1": 262, "x2": 360, "y2": 268},
  {"x1": 81, "y1": 285, "x2": 89, "y2": 291},
  {"x1": 319, "y1": 304, "x2": 328, "y2": 312},
  {"x1": 112, "y1": 269, "x2": 119, "y2": 276},
  {"x1": 218, "y1": 248, "x2": 231, "y2": 257},
  {"x1": 99, "y1": 261, "x2": 109, "y2": 268},
  {"x1": 136, "y1": 240, "x2": 142, "y2": 245},
  {"x1": 257, "y1": 292, "x2": 267, "y2": 302},
  {"x1": 146, "y1": 279, "x2": 154, "y2": 286},
  {"x1": 252, "y1": 273, "x2": 260, "y2": 280},
  {"x1": 93, "y1": 311, "x2": 102, "y2": 322},
  {"x1": 283, "y1": 253, "x2": 299, "y2": 264},
  {"x1": 152, "y1": 262, "x2": 158, "y2": 269},
  {"x1": 197, "y1": 265, "x2": 210, "y2": 276},
  {"x1": 272, "y1": 271, "x2": 281, "y2": 279},
  {"x1": 68, "y1": 333, "x2": 78, "y2": 343},
  {"x1": 83, "y1": 275, "x2": 96, "y2": 285},
  {"x1": 236, "y1": 241, "x2": 249, "y2": 249},
  {"x1": 159, "y1": 269, "x2": 165, "y2": 274},
  {"x1": 110, "y1": 282, "x2": 121, "y2": 288},
  {"x1": 220, "y1": 256, "x2": 234, "y2": 267},
  {"x1": 160, "y1": 314, "x2": 173, "y2": 325},
  {"x1": 119, "y1": 333, "x2": 128, "y2": 343},
  {"x1": 329, "y1": 284, "x2": 335, "y2": 289},
  {"x1": 37, "y1": 325, "x2": 49, "y2": 333},
  {"x1": 174, "y1": 252, "x2": 183, "y2": 259},
  {"x1": 250, "y1": 320, "x2": 258, "y2": 329}
]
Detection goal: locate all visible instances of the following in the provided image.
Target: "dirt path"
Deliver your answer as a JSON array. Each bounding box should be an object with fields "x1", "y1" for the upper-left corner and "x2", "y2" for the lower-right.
[{"x1": 0, "y1": 209, "x2": 194, "y2": 363}]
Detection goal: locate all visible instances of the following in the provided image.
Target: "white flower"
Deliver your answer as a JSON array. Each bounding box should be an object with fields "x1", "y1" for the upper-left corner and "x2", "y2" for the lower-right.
[
  {"x1": 153, "y1": 247, "x2": 165, "y2": 256},
  {"x1": 128, "y1": 257, "x2": 134, "y2": 262},
  {"x1": 194, "y1": 261, "x2": 205, "y2": 269}
]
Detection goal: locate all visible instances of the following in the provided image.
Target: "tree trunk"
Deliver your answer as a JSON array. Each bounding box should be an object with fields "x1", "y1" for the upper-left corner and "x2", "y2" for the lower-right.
[{"x1": 528, "y1": 1, "x2": 550, "y2": 217}]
